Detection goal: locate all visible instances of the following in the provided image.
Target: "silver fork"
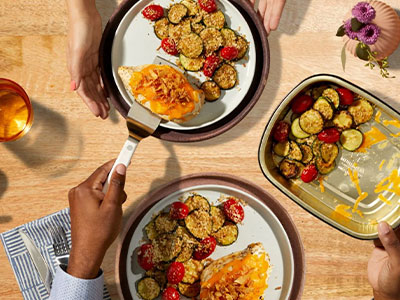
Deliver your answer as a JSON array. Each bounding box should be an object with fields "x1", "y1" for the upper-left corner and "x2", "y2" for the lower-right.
[{"x1": 48, "y1": 225, "x2": 70, "y2": 266}]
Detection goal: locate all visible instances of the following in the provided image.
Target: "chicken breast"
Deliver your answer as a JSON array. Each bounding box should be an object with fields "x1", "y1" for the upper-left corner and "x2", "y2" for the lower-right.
[
  {"x1": 200, "y1": 243, "x2": 270, "y2": 300},
  {"x1": 118, "y1": 65, "x2": 204, "y2": 124}
]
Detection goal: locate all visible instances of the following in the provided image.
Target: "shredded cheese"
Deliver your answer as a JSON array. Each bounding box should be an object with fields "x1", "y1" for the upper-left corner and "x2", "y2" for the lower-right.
[
  {"x1": 353, "y1": 192, "x2": 368, "y2": 212},
  {"x1": 375, "y1": 110, "x2": 381, "y2": 123},
  {"x1": 348, "y1": 168, "x2": 368, "y2": 213},
  {"x1": 378, "y1": 194, "x2": 392, "y2": 205},
  {"x1": 375, "y1": 169, "x2": 400, "y2": 196},
  {"x1": 383, "y1": 119, "x2": 400, "y2": 128},
  {"x1": 319, "y1": 177, "x2": 325, "y2": 193},
  {"x1": 379, "y1": 160, "x2": 386, "y2": 171}
]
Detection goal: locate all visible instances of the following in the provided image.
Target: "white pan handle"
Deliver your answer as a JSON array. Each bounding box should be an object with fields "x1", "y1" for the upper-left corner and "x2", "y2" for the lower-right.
[{"x1": 103, "y1": 137, "x2": 139, "y2": 193}]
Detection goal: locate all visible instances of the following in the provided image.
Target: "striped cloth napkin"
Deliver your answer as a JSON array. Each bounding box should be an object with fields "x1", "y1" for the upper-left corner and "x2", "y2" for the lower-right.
[{"x1": 0, "y1": 208, "x2": 111, "y2": 300}]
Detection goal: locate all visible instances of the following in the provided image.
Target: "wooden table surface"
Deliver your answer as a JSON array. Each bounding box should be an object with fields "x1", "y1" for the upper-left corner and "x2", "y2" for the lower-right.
[{"x1": 1, "y1": 0, "x2": 400, "y2": 299}]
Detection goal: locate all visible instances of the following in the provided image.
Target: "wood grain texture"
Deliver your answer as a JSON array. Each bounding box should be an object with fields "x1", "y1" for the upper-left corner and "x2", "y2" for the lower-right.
[{"x1": 0, "y1": 0, "x2": 399, "y2": 299}]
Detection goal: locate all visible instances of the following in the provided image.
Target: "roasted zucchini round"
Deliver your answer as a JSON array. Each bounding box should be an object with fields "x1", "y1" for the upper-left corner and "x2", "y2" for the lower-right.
[
  {"x1": 185, "y1": 209, "x2": 212, "y2": 239},
  {"x1": 213, "y1": 63, "x2": 237, "y2": 90},
  {"x1": 169, "y1": 19, "x2": 192, "y2": 42},
  {"x1": 313, "y1": 97, "x2": 333, "y2": 120},
  {"x1": 348, "y1": 99, "x2": 373, "y2": 125},
  {"x1": 221, "y1": 28, "x2": 236, "y2": 46},
  {"x1": 315, "y1": 157, "x2": 336, "y2": 175},
  {"x1": 179, "y1": 54, "x2": 204, "y2": 71},
  {"x1": 178, "y1": 281, "x2": 201, "y2": 297},
  {"x1": 201, "y1": 81, "x2": 221, "y2": 101},
  {"x1": 152, "y1": 233, "x2": 183, "y2": 263},
  {"x1": 203, "y1": 10, "x2": 225, "y2": 29},
  {"x1": 178, "y1": 33, "x2": 203, "y2": 58},
  {"x1": 320, "y1": 142, "x2": 339, "y2": 165},
  {"x1": 154, "y1": 212, "x2": 178, "y2": 234},
  {"x1": 333, "y1": 110, "x2": 353, "y2": 130},
  {"x1": 279, "y1": 159, "x2": 300, "y2": 179},
  {"x1": 211, "y1": 206, "x2": 225, "y2": 232},
  {"x1": 145, "y1": 269, "x2": 167, "y2": 290},
  {"x1": 154, "y1": 18, "x2": 170, "y2": 40},
  {"x1": 273, "y1": 141, "x2": 290, "y2": 157},
  {"x1": 300, "y1": 144, "x2": 313, "y2": 164},
  {"x1": 299, "y1": 109, "x2": 324, "y2": 134},
  {"x1": 137, "y1": 277, "x2": 160, "y2": 300},
  {"x1": 192, "y1": 22, "x2": 205, "y2": 34},
  {"x1": 322, "y1": 88, "x2": 340, "y2": 109},
  {"x1": 287, "y1": 141, "x2": 303, "y2": 161},
  {"x1": 233, "y1": 35, "x2": 248, "y2": 60},
  {"x1": 199, "y1": 27, "x2": 224, "y2": 55},
  {"x1": 185, "y1": 194, "x2": 211, "y2": 212},
  {"x1": 213, "y1": 222, "x2": 238, "y2": 246},
  {"x1": 312, "y1": 138, "x2": 323, "y2": 157},
  {"x1": 167, "y1": 3, "x2": 188, "y2": 24},
  {"x1": 291, "y1": 117, "x2": 310, "y2": 139},
  {"x1": 311, "y1": 85, "x2": 329, "y2": 100},
  {"x1": 340, "y1": 129, "x2": 363, "y2": 151},
  {"x1": 145, "y1": 219, "x2": 158, "y2": 240},
  {"x1": 181, "y1": 0, "x2": 199, "y2": 16}
]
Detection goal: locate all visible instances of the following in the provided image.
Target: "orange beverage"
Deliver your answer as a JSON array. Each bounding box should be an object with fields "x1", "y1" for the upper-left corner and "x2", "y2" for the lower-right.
[{"x1": 0, "y1": 78, "x2": 33, "y2": 142}]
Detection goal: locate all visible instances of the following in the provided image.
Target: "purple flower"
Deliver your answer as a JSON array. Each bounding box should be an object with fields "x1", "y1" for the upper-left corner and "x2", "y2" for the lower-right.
[
  {"x1": 344, "y1": 19, "x2": 358, "y2": 39},
  {"x1": 358, "y1": 24, "x2": 380, "y2": 45},
  {"x1": 352, "y1": 2, "x2": 376, "y2": 23}
]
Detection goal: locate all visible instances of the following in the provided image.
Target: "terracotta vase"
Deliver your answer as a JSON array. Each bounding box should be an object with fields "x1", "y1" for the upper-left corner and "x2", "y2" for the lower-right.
[{"x1": 342, "y1": 0, "x2": 400, "y2": 60}]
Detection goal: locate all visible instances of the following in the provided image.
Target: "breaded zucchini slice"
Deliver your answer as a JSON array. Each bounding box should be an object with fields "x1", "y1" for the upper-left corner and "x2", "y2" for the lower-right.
[
  {"x1": 299, "y1": 109, "x2": 324, "y2": 134},
  {"x1": 169, "y1": 19, "x2": 192, "y2": 42},
  {"x1": 179, "y1": 54, "x2": 204, "y2": 71},
  {"x1": 199, "y1": 27, "x2": 224, "y2": 55},
  {"x1": 213, "y1": 222, "x2": 238, "y2": 246},
  {"x1": 168, "y1": 3, "x2": 188, "y2": 24},
  {"x1": 300, "y1": 144, "x2": 313, "y2": 164},
  {"x1": 182, "y1": 259, "x2": 204, "y2": 284},
  {"x1": 320, "y1": 142, "x2": 339, "y2": 165},
  {"x1": 273, "y1": 140, "x2": 290, "y2": 157},
  {"x1": 287, "y1": 141, "x2": 303, "y2": 161},
  {"x1": 178, "y1": 32, "x2": 203, "y2": 58},
  {"x1": 213, "y1": 63, "x2": 237, "y2": 90},
  {"x1": 348, "y1": 99, "x2": 373, "y2": 125},
  {"x1": 203, "y1": 10, "x2": 225, "y2": 29},
  {"x1": 154, "y1": 18, "x2": 170, "y2": 40},
  {"x1": 322, "y1": 88, "x2": 340, "y2": 109},
  {"x1": 137, "y1": 277, "x2": 160, "y2": 300},
  {"x1": 313, "y1": 97, "x2": 333, "y2": 120},
  {"x1": 185, "y1": 209, "x2": 212, "y2": 239},
  {"x1": 201, "y1": 81, "x2": 221, "y2": 101}
]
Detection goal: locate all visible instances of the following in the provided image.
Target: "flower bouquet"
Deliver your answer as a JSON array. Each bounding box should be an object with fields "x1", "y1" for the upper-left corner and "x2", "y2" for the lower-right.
[{"x1": 336, "y1": 1, "x2": 400, "y2": 78}]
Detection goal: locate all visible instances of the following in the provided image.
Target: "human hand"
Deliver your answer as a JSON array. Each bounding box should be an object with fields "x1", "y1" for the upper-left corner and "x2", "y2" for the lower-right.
[
  {"x1": 250, "y1": 0, "x2": 286, "y2": 34},
  {"x1": 368, "y1": 222, "x2": 400, "y2": 300},
  {"x1": 67, "y1": 160, "x2": 127, "y2": 279},
  {"x1": 67, "y1": 2, "x2": 110, "y2": 119}
]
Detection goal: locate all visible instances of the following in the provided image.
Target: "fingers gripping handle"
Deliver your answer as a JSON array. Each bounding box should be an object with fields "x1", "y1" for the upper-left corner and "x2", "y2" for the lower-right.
[{"x1": 103, "y1": 137, "x2": 138, "y2": 193}]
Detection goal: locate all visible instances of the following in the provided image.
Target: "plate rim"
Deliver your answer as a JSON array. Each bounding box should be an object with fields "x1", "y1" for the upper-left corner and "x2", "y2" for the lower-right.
[
  {"x1": 115, "y1": 172, "x2": 305, "y2": 300},
  {"x1": 99, "y1": 0, "x2": 270, "y2": 142}
]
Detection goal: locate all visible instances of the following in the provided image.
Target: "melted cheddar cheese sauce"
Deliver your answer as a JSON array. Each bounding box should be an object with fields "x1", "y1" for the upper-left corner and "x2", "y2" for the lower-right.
[
  {"x1": 356, "y1": 126, "x2": 387, "y2": 153},
  {"x1": 129, "y1": 65, "x2": 199, "y2": 120},
  {"x1": 200, "y1": 252, "x2": 269, "y2": 300}
]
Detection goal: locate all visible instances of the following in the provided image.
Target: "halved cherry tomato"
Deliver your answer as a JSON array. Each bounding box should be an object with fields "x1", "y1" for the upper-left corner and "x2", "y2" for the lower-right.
[
  {"x1": 301, "y1": 164, "x2": 318, "y2": 183},
  {"x1": 137, "y1": 244, "x2": 154, "y2": 271},
  {"x1": 203, "y1": 54, "x2": 220, "y2": 77},
  {"x1": 337, "y1": 88, "x2": 354, "y2": 106},
  {"x1": 198, "y1": 0, "x2": 217, "y2": 13},
  {"x1": 220, "y1": 46, "x2": 238, "y2": 61},
  {"x1": 193, "y1": 236, "x2": 217, "y2": 260},
  {"x1": 162, "y1": 287, "x2": 180, "y2": 300},
  {"x1": 272, "y1": 121, "x2": 290, "y2": 142},
  {"x1": 223, "y1": 198, "x2": 244, "y2": 223},
  {"x1": 161, "y1": 37, "x2": 178, "y2": 55},
  {"x1": 170, "y1": 202, "x2": 189, "y2": 220},
  {"x1": 318, "y1": 128, "x2": 340, "y2": 143},
  {"x1": 166, "y1": 262, "x2": 185, "y2": 284},
  {"x1": 291, "y1": 94, "x2": 313, "y2": 114},
  {"x1": 142, "y1": 4, "x2": 164, "y2": 21}
]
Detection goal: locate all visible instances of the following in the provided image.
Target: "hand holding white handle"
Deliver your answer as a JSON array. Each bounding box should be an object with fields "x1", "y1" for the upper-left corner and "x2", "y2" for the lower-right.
[{"x1": 103, "y1": 137, "x2": 139, "y2": 193}]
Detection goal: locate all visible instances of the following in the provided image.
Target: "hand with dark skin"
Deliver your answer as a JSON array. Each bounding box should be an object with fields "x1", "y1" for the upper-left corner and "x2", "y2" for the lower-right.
[
  {"x1": 67, "y1": 160, "x2": 127, "y2": 279},
  {"x1": 368, "y1": 222, "x2": 400, "y2": 300}
]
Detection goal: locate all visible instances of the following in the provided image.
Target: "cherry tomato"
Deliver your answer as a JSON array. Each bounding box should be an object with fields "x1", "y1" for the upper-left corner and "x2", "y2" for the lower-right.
[
  {"x1": 223, "y1": 198, "x2": 244, "y2": 223},
  {"x1": 137, "y1": 244, "x2": 154, "y2": 271},
  {"x1": 142, "y1": 4, "x2": 164, "y2": 21},
  {"x1": 161, "y1": 38, "x2": 178, "y2": 55},
  {"x1": 337, "y1": 88, "x2": 354, "y2": 106},
  {"x1": 301, "y1": 164, "x2": 318, "y2": 183},
  {"x1": 203, "y1": 54, "x2": 220, "y2": 77},
  {"x1": 193, "y1": 236, "x2": 217, "y2": 260},
  {"x1": 198, "y1": 0, "x2": 217, "y2": 13},
  {"x1": 272, "y1": 121, "x2": 290, "y2": 142},
  {"x1": 162, "y1": 287, "x2": 180, "y2": 300},
  {"x1": 291, "y1": 94, "x2": 313, "y2": 114},
  {"x1": 318, "y1": 128, "x2": 340, "y2": 143},
  {"x1": 220, "y1": 46, "x2": 238, "y2": 61},
  {"x1": 166, "y1": 262, "x2": 185, "y2": 284},
  {"x1": 169, "y1": 202, "x2": 189, "y2": 220}
]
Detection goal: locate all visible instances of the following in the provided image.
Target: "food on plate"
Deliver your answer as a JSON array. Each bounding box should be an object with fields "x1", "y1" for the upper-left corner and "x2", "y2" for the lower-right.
[
  {"x1": 118, "y1": 64, "x2": 205, "y2": 123},
  {"x1": 272, "y1": 84, "x2": 374, "y2": 182},
  {"x1": 199, "y1": 243, "x2": 270, "y2": 299},
  {"x1": 142, "y1": 0, "x2": 250, "y2": 103},
  {"x1": 136, "y1": 192, "x2": 245, "y2": 299}
]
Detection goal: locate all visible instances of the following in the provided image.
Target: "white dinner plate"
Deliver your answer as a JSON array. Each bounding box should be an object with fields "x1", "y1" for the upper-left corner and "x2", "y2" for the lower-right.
[
  {"x1": 124, "y1": 184, "x2": 294, "y2": 300},
  {"x1": 111, "y1": 0, "x2": 256, "y2": 131}
]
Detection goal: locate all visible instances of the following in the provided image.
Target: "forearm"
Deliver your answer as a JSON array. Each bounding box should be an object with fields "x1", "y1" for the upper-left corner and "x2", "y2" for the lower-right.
[
  {"x1": 67, "y1": 246, "x2": 105, "y2": 279},
  {"x1": 66, "y1": 0, "x2": 99, "y2": 19},
  {"x1": 374, "y1": 291, "x2": 400, "y2": 300}
]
